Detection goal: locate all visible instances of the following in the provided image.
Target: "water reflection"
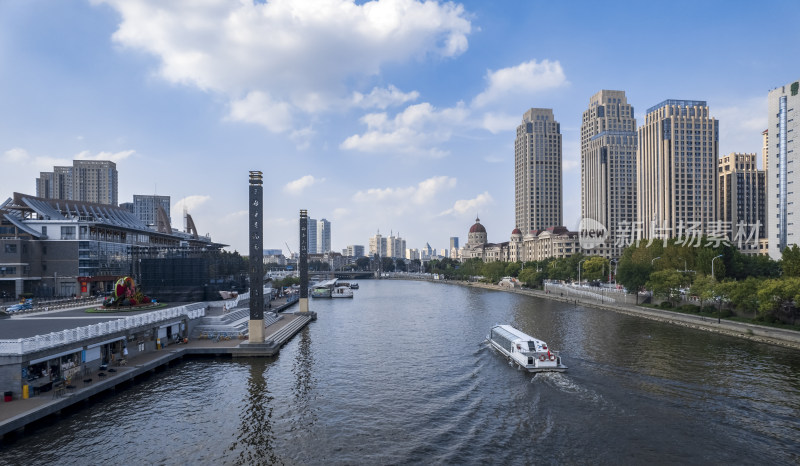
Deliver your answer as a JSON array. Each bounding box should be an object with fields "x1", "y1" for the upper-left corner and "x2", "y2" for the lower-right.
[{"x1": 231, "y1": 359, "x2": 278, "y2": 465}]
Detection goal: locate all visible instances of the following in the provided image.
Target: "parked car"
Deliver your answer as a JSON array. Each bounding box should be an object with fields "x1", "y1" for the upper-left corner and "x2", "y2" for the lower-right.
[{"x1": 6, "y1": 302, "x2": 32, "y2": 313}]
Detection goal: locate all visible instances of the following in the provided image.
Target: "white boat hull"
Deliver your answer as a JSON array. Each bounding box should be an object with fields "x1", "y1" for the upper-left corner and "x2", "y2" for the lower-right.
[{"x1": 488, "y1": 325, "x2": 567, "y2": 373}]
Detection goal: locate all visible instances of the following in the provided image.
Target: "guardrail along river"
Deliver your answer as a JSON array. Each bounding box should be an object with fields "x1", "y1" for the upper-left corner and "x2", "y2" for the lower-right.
[{"x1": 2, "y1": 280, "x2": 799, "y2": 464}]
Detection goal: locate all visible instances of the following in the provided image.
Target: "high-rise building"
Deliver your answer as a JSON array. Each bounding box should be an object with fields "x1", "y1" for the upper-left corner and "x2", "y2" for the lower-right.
[
  {"x1": 719, "y1": 153, "x2": 766, "y2": 254},
  {"x1": 35, "y1": 172, "x2": 54, "y2": 199},
  {"x1": 762, "y1": 129, "x2": 769, "y2": 171},
  {"x1": 132, "y1": 195, "x2": 171, "y2": 227},
  {"x1": 307, "y1": 218, "x2": 318, "y2": 254},
  {"x1": 317, "y1": 218, "x2": 331, "y2": 253},
  {"x1": 53, "y1": 166, "x2": 73, "y2": 201},
  {"x1": 344, "y1": 245, "x2": 365, "y2": 257},
  {"x1": 368, "y1": 231, "x2": 384, "y2": 257},
  {"x1": 580, "y1": 90, "x2": 637, "y2": 258},
  {"x1": 767, "y1": 79, "x2": 800, "y2": 260},
  {"x1": 35, "y1": 160, "x2": 118, "y2": 205},
  {"x1": 637, "y1": 100, "x2": 718, "y2": 240},
  {"x1": 515, "y1": 108, "x2": 562, "y2": 233}
]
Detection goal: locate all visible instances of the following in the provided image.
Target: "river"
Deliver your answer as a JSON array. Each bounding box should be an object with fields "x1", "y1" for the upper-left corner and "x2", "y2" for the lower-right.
[{"x1": 2, "y1": 280, "x2": 799, "y2": 465}]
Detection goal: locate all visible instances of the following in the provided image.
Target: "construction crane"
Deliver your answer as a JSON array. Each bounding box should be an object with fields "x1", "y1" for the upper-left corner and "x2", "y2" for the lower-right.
[{"x1": 285, "y1": 242, "x2": 294, "y2": 258}]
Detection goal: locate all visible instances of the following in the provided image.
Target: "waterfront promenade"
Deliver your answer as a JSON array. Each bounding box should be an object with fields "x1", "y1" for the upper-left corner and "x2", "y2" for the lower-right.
[{"x1": 0, "y1": 298, "x2": 310, "y2": 439}]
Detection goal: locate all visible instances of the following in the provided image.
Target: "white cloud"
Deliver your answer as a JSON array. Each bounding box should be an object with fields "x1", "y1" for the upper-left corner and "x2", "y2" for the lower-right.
[
  {"x1": 351, "y1": 85, "x2": 419, "y2": 109},
  {"x1": 97, "y1": 0, "x2": 472, "y2": 131},
  {"x1": 74, "y1": 149, "x2": 136, "y2": 163},
  {"x1": 290, "y1": 127, "x2": 316, "y2": 150},
  {"x1": 3, "y1": 147, "x2": 29, "y2": 163},
  {"x1": 284, "y1": 175, "x2": 324, "y2": 195},
  {"x1": 439, "y1": 191, "x2": 492, "y2": 216},
  {"x1": 174, "y1": 195, "x2": 211, "y2": 214},
  {"x1": 341, "y1": 102, "x2": 468, "y2": 156},
  {"x1": 713, "y1": 96, "x2": 767, "y2": 155},
  {"x1": 472, "y1": 59, "x2": 568, "y2": 108},
  {"x1": 481, "y1": 112, "x2": 519, "y2": 134},
  {"x1": 353, "y1": 176, "x2": 456, "y2": 212},
  {"x1": 227, "y1": 91, "x2": 294, "y2": 133}
]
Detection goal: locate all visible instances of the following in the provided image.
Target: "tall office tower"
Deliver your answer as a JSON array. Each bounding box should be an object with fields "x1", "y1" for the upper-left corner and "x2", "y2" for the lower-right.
[
  {"x1": 768, "y1": 79, "x2": 800, "y2": 260},
  {"x1": 35, "y1": 172, "x2": 54, "y2": 199},
  {"x1": 762, "y1": 129, "x2": 769, "y2": 171},
  {"x1": 515, "y1": 108, "x2": 563, "y2": 233},
  {"x1": 719, "y1": 153, "x2": 766, "y2": 253},
  {"x1": 317, "y1": 218, "x2": 331, "y2": 253},
  {"x1": 53, "y1": 166, "x2": 73, "y2": 200},
  {"x1": 133, "y1": 195, "x2": 171, "y2": 227},
  {"x1": 637, "y1": 100, "x2": 718, "y2": 240},
  {"x1": 449, "y1": 237, "x2": 459, "y2": 250},
  {"x1": 72, "y1": 160, "x2": 118, "y2": 205},
  {"x1": 369, "y1": 231, "x2": 383, "y2": 257},
  {"x1": 580, "y1": 90, "x2": 637, "y2": 258},
  {"x1": 345, "y1": 245, "x2": 365, "y2": 257},
  {"x1": 307, "y1": 218, "x2": 318, "y2": 254}
]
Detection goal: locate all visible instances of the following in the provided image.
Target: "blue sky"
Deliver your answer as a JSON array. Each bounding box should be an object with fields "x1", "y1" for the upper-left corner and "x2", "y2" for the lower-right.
[{"x1": 1, "y1": 0, "x2": 798, "y2": 255}]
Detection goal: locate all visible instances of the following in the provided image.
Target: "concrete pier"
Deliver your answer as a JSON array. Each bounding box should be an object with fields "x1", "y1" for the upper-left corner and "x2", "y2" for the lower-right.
[{"x1": 0, "y1": 308, "x2": 314, "y2": 440}]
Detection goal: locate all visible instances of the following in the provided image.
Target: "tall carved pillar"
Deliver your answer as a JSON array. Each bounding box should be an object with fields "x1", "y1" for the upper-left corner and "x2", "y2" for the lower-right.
[
  {"x1": 299, "y1": 209, "x2": 309, "y2": 313},
  {"x1": 248, "y1": 171, "x2": 265, "y2": 342}
]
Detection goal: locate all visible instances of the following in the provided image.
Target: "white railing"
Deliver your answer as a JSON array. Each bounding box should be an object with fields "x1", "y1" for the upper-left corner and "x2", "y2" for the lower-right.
[{"x1": 0, "y1": 303, "x2": 207, "y2": 356}]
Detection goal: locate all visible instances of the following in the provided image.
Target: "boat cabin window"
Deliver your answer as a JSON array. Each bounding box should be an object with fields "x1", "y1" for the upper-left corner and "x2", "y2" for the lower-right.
[{"x1": 526, "y1": 342, "x2": 536, "y2": 351}]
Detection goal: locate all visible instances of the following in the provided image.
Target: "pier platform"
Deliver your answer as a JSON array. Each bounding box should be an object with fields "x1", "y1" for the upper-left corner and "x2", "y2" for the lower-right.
[{"x1": 0, "y1": 311, "x2": 315, "y2": 440}]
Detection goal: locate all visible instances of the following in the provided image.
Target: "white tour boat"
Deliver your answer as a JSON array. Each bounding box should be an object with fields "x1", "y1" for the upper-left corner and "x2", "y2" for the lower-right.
[
  {"x1": 487, "y1": 324, "x2": 567, "y2": 373},
  {"x1": 331, "y1": 285, "x2": 354, "y2": 298}
]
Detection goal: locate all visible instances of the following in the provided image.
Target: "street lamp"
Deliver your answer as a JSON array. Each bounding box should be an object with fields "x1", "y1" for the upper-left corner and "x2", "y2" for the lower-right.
[
  {"x1": 609, "y1": 259, "x2": 618, "y2": 285},
  {"x1": 651, "y1": 256, "x2": 661, "y2": 266},
  {"x1": 578, "y1": 259, "x2": 587, "y2": 286},
  {"x1": 712, "y1": 254, "x2": 724, "y2": 323},
  {"x1": 711, "y1": 254, "x2": 723, "y2": 280}
]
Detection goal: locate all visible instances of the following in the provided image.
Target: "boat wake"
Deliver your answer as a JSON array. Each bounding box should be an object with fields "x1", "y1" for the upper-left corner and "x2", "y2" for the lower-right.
[{"x1": 532, "y1": 372, "x2": 606, "y2": 406}]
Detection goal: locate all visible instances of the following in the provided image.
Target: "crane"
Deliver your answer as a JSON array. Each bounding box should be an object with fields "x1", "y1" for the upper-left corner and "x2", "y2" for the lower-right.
[{"x1": 285, "y1": 242, "x2": 294, "y2": 257}]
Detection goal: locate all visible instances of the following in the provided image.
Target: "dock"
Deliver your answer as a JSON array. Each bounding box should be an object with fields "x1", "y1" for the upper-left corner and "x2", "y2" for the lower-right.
[{"x1": 0, "y1": 306, "x2": 314, "y2": 440}]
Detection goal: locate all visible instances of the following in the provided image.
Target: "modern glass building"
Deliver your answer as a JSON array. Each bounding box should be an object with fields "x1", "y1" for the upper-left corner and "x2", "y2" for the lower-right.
[{"x1": 767, "y1": 78, "x2": 800, "y2": 260}]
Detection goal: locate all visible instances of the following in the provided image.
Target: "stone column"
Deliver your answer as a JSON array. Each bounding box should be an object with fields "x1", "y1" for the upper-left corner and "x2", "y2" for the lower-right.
[
  {"x1": 248, "y1": 171, "x2": 265, "y2": 343},
  {"x1": 299, "y1": 209, "x2": 309, "y2": 313}
]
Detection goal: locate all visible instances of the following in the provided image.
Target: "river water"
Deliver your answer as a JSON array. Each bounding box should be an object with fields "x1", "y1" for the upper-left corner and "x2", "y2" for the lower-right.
[{"x1": 2, "y1": 280, "x2": 799, "y2": 465}]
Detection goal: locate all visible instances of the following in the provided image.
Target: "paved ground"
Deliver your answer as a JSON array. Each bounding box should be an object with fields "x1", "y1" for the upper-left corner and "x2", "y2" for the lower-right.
[
  {"x1": 0, "y1": 311, "x2": 301, "y2": 427},
  {"x1": 0, "y1": 302, "x2": 192, "y2": 339}
]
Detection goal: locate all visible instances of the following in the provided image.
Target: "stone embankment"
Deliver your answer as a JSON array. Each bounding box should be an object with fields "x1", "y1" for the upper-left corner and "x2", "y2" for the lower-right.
[{"x1": 456, "y1": 280, "x2": 800, "y2": 351}]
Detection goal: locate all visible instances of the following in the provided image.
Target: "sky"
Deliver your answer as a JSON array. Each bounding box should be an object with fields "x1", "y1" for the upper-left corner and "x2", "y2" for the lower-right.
[{"x1": 1, "y1": 0, "x2": 798, "y2": 255}]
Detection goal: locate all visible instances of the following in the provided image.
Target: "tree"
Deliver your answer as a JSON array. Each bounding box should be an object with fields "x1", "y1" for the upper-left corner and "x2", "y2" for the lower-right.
[
  {"x1": 483, "y1": 261, "x2": 507, "y2": 283},
  {"x1": 723, "y1": 277, "x2": 761, "y2": 319},
  {"x1": 505, "y1": 262, "x2": 522, "y2": 278},
  {"x1": 690, "y1": 274, "x2": 716, "y2": 309},
  {"x1": 381, "y1": 257, "x2": 395, "y2": 272},
  {"x1": 647, "y1": 269, "x2": 684, "y2": 306},
  {"x1": 781, "y1": 244, "x2": 800, "y2": 277},
  {"x1": 355, "y1": 257, "x2": 371, "y2": 271},
  {"x1": 583, "y1": 256, "x2": 609, "y2": 282},
  {"x1": 395, "y1": 258, "x2": 407, "y2": 272}
]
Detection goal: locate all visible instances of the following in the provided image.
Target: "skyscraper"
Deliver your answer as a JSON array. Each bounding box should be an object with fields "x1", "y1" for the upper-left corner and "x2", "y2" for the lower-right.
[
  {"x1": 308, "y1": 218, "x2": 318, "y2": 254},
  {"x1": 514, "y1": 108, "x2": 562, "y2": 233},
  {"x1": 133, "y1": 194, "x2": 171, "y2": 227},
  {"x1": 767, "y1": 78, "x2": 800, "y2": 260},
  {"x1": 35, "y1": 160, "x2": 118, "y2": 205},
  {"x1": 637, "y1": 100, "x2": 718, "y2": 240},
  {"x1": 580, "y1": 90, "x2": 637, "y2": 258},
  {"x1": 719, "y1": 153, "x2": 765, "y2": 254},
  {"x1": 317, "y1": 218, "x2": 331, "y2": 253}
]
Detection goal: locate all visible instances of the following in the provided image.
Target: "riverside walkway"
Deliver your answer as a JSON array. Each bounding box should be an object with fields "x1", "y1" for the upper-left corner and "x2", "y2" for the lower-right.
[{"x1": 0, "y1": 300, "x2": 312, "y2": 440}]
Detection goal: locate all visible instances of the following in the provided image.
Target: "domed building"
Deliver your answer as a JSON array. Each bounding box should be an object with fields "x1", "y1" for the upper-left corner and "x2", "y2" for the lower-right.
[
  {"x1": 461, "y1": 217, "x2": 512, "y2": 262},
  {"x1": 466, "y1": 217, "x2": 488, "y2": 246}
]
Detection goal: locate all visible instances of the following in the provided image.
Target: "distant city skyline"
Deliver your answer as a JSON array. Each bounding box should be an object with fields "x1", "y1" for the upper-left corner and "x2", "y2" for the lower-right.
[{"x1": 1, "y1": 1, "x2": 797, "y2": 254}]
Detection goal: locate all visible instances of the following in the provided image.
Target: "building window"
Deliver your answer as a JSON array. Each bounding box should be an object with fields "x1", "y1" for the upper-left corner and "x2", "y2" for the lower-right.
[
  {"x1": 4, "y1": 244, "x2": 17, "y2": 253},
  {"x1": 61, "y1": 226, "x2": 76, "y2": 240}
]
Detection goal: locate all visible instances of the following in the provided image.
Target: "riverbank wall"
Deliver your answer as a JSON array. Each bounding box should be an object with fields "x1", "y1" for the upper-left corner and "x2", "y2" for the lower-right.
[{"x1": 401, "y1": 277, "x2": 800, "y2": 351}]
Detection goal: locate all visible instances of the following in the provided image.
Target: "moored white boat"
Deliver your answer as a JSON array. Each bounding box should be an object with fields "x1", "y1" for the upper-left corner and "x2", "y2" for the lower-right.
[
  {"x1": 487, "y1": 325, "x2": 566, "y2": 372},
  {"x1": 331, "y1": 285, "x2": 354, "y2": 298}
]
